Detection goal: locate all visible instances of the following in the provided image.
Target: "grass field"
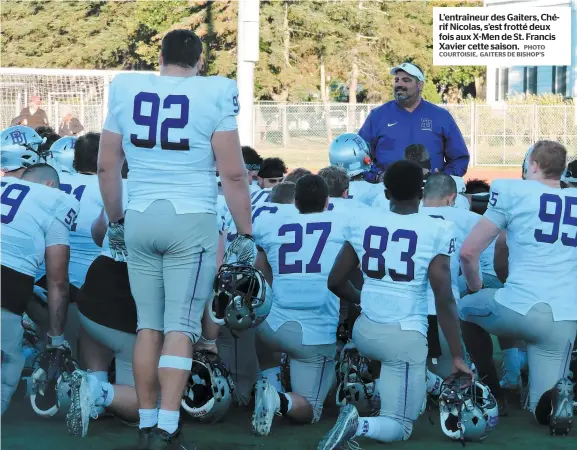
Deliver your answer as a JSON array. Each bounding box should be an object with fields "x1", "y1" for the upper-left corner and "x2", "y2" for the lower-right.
[{"x1": 3, "y1": 374, "x2": 576, "y2": 450}]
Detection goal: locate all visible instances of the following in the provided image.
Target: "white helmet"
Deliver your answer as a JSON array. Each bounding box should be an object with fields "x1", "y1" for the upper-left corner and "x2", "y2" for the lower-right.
[
  {"x1": 335, "y1": 341, "x2": 380, "y2": 416},
  {"x1": 209, "y1": 263, "x2": 272, "y2": 332},
  {"x1": 50, "y1": 136, "x2": 77, "y2": 174},
  {"x1": 181, "y1": 351, "x2": 234, "y2": 423},
  {"x1": 30, "y1": 348, "x2": 79, "y2": 418},
  {"x1": 439, "y1": 375, "x2": 499, "y2": 443},
  {"x1": 522, "y1": 144, "x2": 536, "y2": 180},
  {"x1": 329, "y1": 133, "x2": 372, "y2": 178},
  {"x1": 0, "y1": 125, "x2": 47, "y2": 171}
]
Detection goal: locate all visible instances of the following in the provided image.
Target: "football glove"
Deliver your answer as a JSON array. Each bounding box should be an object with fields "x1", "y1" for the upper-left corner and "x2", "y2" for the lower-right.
[
  {"x1": 108, "y1": 219, "x2": 128, "y2": 262},
  {"x1": 225, "y1": 233, "x2": 257, "y2": 266}
]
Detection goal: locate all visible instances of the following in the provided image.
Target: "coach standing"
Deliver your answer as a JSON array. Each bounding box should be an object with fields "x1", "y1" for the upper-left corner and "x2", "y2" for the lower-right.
[{"x1": 359, "y1": 62, "x2": 470, "y2": 180}]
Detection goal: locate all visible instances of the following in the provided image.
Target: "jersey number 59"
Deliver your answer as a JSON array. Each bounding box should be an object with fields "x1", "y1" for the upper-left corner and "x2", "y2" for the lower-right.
[{"x1": 131, "y1": 92, "x2": 190, "y2": 151}]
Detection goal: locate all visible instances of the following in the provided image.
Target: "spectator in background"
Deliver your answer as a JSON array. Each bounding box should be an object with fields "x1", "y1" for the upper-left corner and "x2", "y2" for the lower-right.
[
  {"x1": 11, "y1": 96, "x2": 49, "y2": 129},
  {"x1": 358, "y1": 62, "x2": 469, "y2": 181},
  {"x1": 58, "y1": 110, "x2": 84, "y2": 137}
]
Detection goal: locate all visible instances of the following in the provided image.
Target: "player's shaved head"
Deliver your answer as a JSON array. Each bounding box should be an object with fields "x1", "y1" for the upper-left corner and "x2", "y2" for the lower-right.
[
  {"x1": 384, "y1": 160, "x2": 423, "y2": 202},
  {"x1": 295, "y1": 174, "x2": 328, "y2": 214},
  {"x1": 318, "y1": 165, "x2": 349, "y2": 198},
  {"x1": 21, "y1": 163, "x2": 60, "y2": 188},
  {"x1": 529, "y1": 140, "x2": 567, "y2": 180},
  {"x1": 269, "y1": 181, "x2": 296, "y2": 204},
  {"x1": 284, "y1": 167, "x2": 312, "y2": 183},
  {"x1": 161, "y1": 29, "x2": 202, "y2": 69},
  {"x1": 424, "y1": 173, "x2": 457, "y2": 200}
]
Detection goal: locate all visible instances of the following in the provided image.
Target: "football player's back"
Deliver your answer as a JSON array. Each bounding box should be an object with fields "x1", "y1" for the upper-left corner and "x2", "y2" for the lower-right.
[
  {"x1": 348, "y1": 209, "x2": 455, "y2": 328},
  {"x1": 489, "y1": 179, "x2": 577, "y2": 316},
  {"x1": 2, "y1": 173, "x2": 78, "y2": 277},
  {"x1": 107, "y1": 71, "x2": 238, "y2": 214}
]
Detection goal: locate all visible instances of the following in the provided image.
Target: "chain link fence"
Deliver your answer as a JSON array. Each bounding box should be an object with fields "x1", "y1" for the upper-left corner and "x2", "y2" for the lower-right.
[{"x1": 253, "y1": 103, "x2": 577, "y2": 171}]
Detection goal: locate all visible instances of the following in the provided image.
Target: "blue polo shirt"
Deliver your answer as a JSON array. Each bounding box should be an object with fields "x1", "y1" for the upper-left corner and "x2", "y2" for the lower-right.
[{"x1": 358, "y1": 99, "x2": 470, "y2": 176}]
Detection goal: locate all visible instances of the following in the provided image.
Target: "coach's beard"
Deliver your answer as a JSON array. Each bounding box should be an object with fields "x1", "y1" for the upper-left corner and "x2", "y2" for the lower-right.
[{"x1": 394, "y1": 88, "x2": 409, "y2": 101}]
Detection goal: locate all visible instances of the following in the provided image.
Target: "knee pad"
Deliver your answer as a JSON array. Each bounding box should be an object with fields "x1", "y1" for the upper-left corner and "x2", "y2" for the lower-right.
[{"x1": 158, "y1": 355, "x2": 193, "y2": 371}]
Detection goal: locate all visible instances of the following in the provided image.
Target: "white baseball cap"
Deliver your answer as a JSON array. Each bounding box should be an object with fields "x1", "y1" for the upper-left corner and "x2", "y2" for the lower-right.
[{"x1": 390, "y1": 62, "x2": 425, "y2": 82}]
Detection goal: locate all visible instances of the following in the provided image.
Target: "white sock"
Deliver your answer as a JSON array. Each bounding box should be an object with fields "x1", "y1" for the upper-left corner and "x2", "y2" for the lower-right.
[
  {"x1": 86, "y1": 374, "x2": 103, "y2": 405},
  {"x1": 139, "y1": 408, "x2": 158, "y2": 429},
  {"x1": 356, "y1": 417, "x2": 405, "y2": 442},
  {"x1": 426, "y1": 370, "x2": 443, "y2": 396},
  {"x1": 91, "y1": 371, "x2": 109, "y2": 383},
  {"x1": 502, "y1": 348, "x2": 521, "y2": 381},
  {"x1": 157, "y1": 409, "x2": 180, "y2": 434},
  {"x1": 260, "y1": 367, "x2": 283, "y2": 392},
  {"x1": 100, "y1": 382, "x2": 115, "y2": 407}
]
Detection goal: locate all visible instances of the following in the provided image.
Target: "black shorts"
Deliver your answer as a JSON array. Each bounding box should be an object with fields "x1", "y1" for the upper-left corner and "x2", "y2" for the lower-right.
[
  {"x1": 77, "y1": 255, "x2": 137, "y2": 334},
  {"x1": 427, "y1": 314, "x2": 442, "y2": 359},
  {"x1": 1, "y1": 265, "x2": 34, "y2": 315}
]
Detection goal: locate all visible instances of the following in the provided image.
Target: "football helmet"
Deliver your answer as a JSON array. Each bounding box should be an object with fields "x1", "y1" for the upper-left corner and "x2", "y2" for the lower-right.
[
  {"x1": 521, "y1": 144, "x2": 535, "y2": 180},
  {"x1": 0, "y1": 125, "x2": 47, "y2": 171},
  {"x1": 562, "y1": 160, "x2": 577, "y2": 187},
  {"x1": 209, "y1": 263, "x2": 272, "y2": 332},
  {"x1": 329, "y1": 133, "x2": 371, "y2": 177},
  {"x1": 30, "y1": 347, "x2": 79, "y2": 418},
  {"x1": 335, "y1": 341, "x2": 380, "y2": 415},
  {"x1": 181, "y1": 351, "x2": 234, "y2": 424},
  {"x1": 439, "y1": 374, "x2": 499, "y2": 443},
  {"x1": 50, "y1": 136, "x2": 77, "y2": 174}
]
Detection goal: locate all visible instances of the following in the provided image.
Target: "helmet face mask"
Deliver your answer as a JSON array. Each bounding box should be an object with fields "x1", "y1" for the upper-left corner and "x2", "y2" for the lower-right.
[
  {"x1": 181, "y1": 351, "x2": 235, "y2": 423},
  {"x1": 209, "y1": 263, "x2": 271, "y2": 331},
  {"x1": 30, "y1": 347, "x2": 78, "y2": 418},
  {"x1": 439, "y1": 378, "x2": 499, "y2": 443},
  {"x1": 335, "y1": 342, "x2": 380, "y2": 415}
]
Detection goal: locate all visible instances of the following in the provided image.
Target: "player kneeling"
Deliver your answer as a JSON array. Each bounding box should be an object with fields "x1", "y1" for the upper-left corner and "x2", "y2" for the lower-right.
[
  {"x1": 460, "y1": 141, "x2": 576, "y2": 436},
  {"x1": 249, "y1": 175, "x2": 349, "y2": 435},
  {"x1": 318, "y1": 161, "x2": 473, "y2": 449}
]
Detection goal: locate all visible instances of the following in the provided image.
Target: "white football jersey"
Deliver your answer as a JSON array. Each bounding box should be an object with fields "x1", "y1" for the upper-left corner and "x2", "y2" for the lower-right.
[
  {"x1": 222, "y1": 188, "x2": 273, "y2": 244},
  {"x1": 420, "y1": 206, "x2": 481, "y2": 314},
  {"x1": 1, "y1": 178, "x2": 78, "y2": 277},
  {"x1": 58, "y1": 173, "x2": 103, "y2": 288},
  {"x1": 327, "y1": 196, "x2": 369, "y2": 213},
  {"x1": 345, "y1": 211, "x2": 456, "y2": 336},
  {"x1": 485, "y1": 179, "x2": 577, "y2": 319},
  {"x1": 104, "y1": 73, "x2": 239, "y2": 215},
  {"x1": 253, "y1": 208, "x2": 347, "y2": 345},
  {"x1": 348, "y1": 180, "x2": 383, "y2": 206},
  {"x1": 451, "y1": 176, "x2": 466, "y2": 193},
  {"x1": 372, "y1": 193, "x2": 390, "y2": 211}
]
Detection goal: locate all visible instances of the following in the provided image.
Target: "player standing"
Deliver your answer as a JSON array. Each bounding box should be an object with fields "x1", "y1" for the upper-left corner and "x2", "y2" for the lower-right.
[{"x1": 95, "y1": 30, "x2": 255, "y2": 450}]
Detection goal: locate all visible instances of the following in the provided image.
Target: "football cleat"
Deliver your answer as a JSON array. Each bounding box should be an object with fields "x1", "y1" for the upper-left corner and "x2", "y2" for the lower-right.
[{"x1": 549, "y1": 378, "x2": 574, "y2": 436}]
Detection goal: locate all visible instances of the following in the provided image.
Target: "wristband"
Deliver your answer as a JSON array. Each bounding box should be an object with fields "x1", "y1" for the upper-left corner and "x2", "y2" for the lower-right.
[
  {"x1": 239, "y1": 233, "x2": 254, "y2": 241},
  {"x1": 200, "y1": 335, "x2": 217, "y2": 345}
]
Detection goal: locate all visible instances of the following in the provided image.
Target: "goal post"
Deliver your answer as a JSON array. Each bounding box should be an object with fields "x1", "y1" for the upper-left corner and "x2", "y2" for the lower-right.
[{"x1": 0, "y1": 68, "x2": 155, "y2": 132}]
